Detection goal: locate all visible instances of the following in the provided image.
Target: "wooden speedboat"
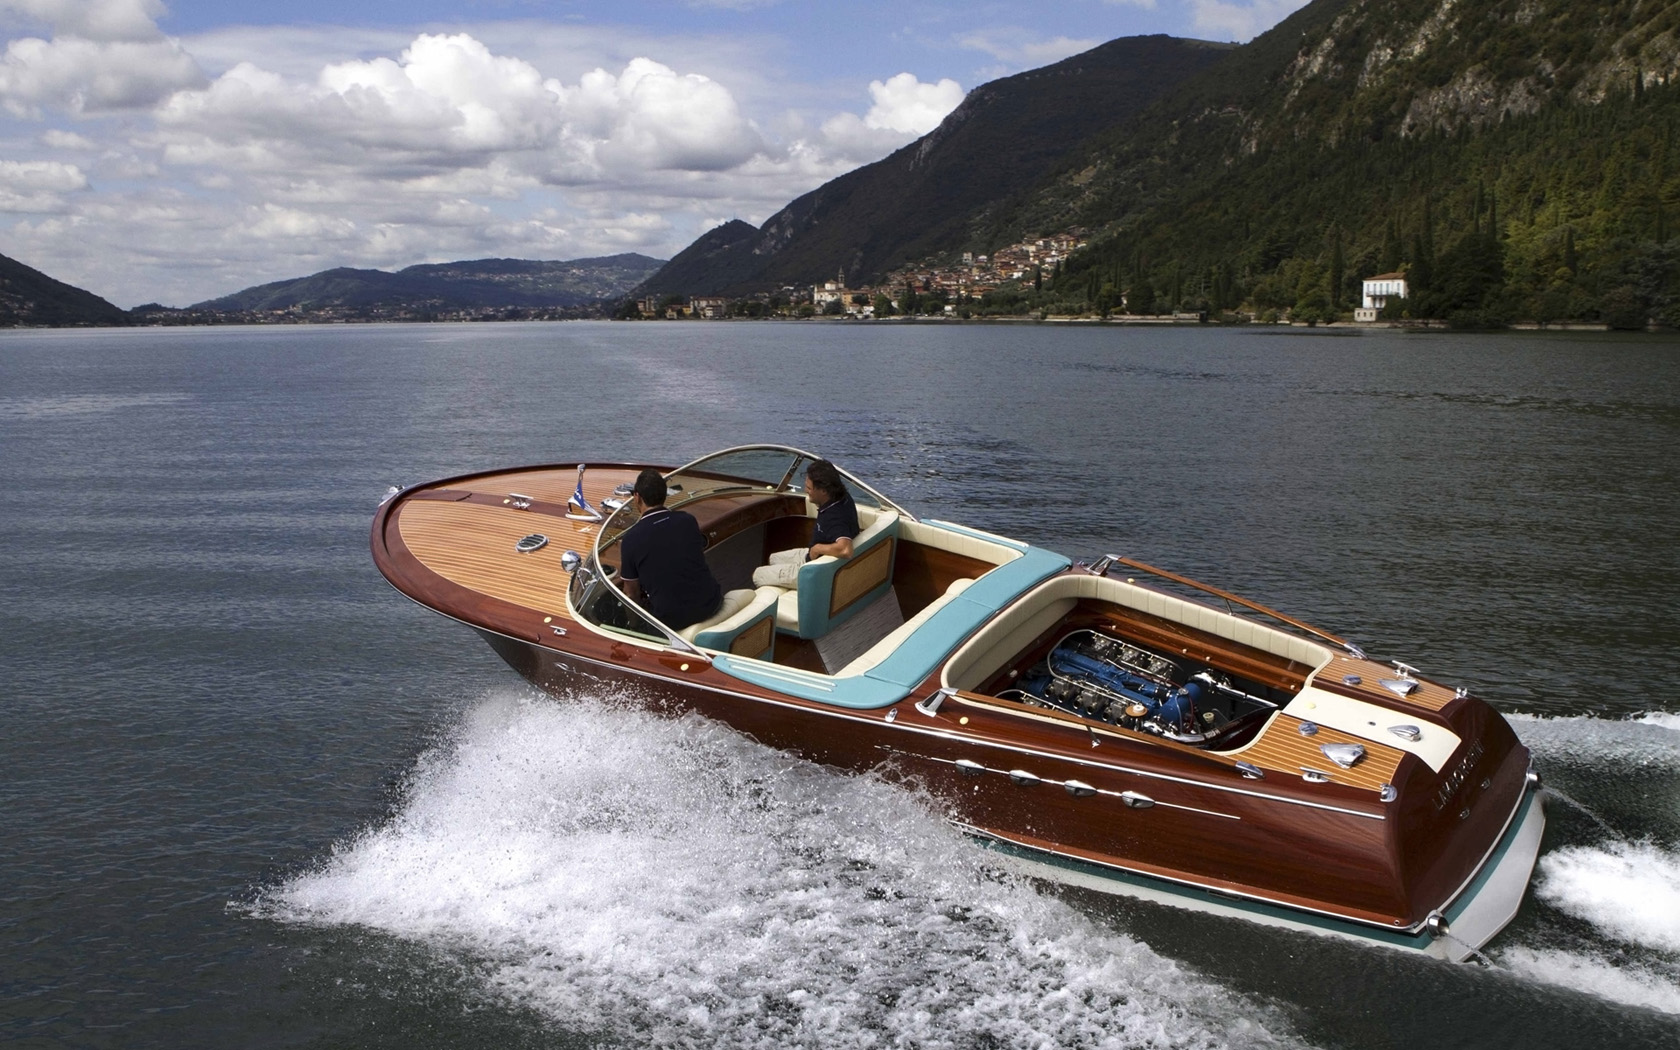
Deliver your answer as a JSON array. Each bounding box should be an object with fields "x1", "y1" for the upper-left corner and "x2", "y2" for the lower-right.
[{"x1": 371, "y1": 445, "x2": 1545, "y2": 960}]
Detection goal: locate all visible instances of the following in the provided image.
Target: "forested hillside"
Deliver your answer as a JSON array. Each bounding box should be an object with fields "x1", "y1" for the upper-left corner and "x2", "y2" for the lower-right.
[
  {"x1": 1021, "y1": 0, "x2": 1680, "y2": 325},
  {"x1": 644, "y1": 0, "x2": 1680, "y2": 326}
]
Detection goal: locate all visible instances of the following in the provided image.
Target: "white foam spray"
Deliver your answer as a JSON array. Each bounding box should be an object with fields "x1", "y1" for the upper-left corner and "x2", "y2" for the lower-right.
[
  {"x1": 1494, "y1": 712, "x2": 1680, "y2": 1014},
  {"x1": 1496, "y1": 946, "x2": 1680, "y2": 1015},
  {"x1": 1534, "y1": 841, "x2": 1680, "y2": 954},
  {"x1": 263, "y1": 688, "x2": 1302, "y2": 1048}
]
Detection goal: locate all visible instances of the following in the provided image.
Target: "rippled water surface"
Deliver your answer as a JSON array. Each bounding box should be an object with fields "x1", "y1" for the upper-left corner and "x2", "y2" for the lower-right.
[{"x1": 3, "y1": 322, "x2": 1678, "y2": 1049}]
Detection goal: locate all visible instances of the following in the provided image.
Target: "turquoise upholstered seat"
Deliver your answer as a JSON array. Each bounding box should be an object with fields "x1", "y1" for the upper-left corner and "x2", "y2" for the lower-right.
[{"x1": 680, "y1": 586, "x2": 780, "y2": 660}]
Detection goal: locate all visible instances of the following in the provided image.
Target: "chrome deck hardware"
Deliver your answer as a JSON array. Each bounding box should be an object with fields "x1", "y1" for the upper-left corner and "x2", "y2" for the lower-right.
[
  {"x1": 1320, "y1": 742, "x2": 1366, "y2": 768},
  {"x1": 915, "y1": 686, "x2": 955, "y2": 717}
]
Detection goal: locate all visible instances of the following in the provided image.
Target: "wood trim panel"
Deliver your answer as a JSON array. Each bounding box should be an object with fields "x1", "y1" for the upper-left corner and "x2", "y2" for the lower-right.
[
  {"x1": 831, "y1": 537, "x2": 895, "y2": 616},
  {"x1": 893, "y1": 541, "x2": 994, "y2": 615},
  {"x1": 732, "y1": 617, "x2": 774, "y2": 658}
]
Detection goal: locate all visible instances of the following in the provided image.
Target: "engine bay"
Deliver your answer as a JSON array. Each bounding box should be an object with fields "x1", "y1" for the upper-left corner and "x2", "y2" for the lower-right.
[{"x1": 997, "y1": 628, "x2": 1286, "y2": 749}]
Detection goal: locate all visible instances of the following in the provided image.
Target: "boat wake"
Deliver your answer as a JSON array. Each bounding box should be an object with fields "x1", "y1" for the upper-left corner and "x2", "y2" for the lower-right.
[
  {"x1": 1494, "y1": 712, "x2": 1680, "y2": 1014},
  {"x1": 260, "y1": 686, "x2": 1302, "y2": 1048},
  {"x1": 1509, "y1": 710, "x2": 1680, "y2": 769}
]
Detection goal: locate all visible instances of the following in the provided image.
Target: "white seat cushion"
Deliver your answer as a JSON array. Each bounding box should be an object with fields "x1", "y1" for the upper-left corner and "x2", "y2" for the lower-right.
[{"x1": 677, "y1": 587, "x2": 757, "y2": 642}]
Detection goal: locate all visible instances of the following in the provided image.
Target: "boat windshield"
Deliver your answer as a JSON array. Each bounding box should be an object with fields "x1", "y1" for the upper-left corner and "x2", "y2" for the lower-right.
[
  {"x1": 574, "y1": 445, "x2": 910, "y2": 654},
  {"x1": 660, "y1": 444, "x2": 909, "y2": 519}
]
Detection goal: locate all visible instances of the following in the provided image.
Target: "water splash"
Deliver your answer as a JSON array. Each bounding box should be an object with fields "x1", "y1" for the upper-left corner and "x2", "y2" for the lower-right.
[
  {"x1": 1496, "y1": 946, "x2": 1680, "y2": 1016},
  {"x1": 1535, "y1": 840, "x2": 1680, "y2": 954},
  {"x1": 1635, "y1": 712, "x2": 1680, "y2": 733},
  {"x1": 260, "y1": 688, "x2": 1302, "y2": 1048}
]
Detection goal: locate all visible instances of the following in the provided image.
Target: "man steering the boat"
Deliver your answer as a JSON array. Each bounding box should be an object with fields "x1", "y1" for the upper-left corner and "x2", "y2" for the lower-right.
[
  {"x1": 619, "y1": 468, "x2": 723, "y2": 631},
  {"x1": 752, "y1": 459, "x2": 859, "y2": 589}
]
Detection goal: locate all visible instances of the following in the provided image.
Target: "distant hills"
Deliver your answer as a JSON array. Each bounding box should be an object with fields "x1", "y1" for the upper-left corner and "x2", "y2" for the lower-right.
[
  {"x1": 645, "y1": 0, "x2": 1680, "y2": 327},
  {"x1": 190, "y1": 254, "x2": 665, "y2": 316},
  {"x1": 0, "y1": 252, "x2": 666, "y2": 327},
  {"x1": 0, "y1": 251, "x2": 129, "y2": 326}
]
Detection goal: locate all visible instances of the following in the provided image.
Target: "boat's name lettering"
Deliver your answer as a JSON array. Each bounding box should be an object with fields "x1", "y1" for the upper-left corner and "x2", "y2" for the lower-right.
[{"x1": 1434, "y1": 739, "x2": 1485, "y2": 811}]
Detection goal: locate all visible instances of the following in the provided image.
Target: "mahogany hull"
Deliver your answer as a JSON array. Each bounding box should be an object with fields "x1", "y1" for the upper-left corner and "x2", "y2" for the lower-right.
[
  {"x1": 371, "y1": 453, "x2": 1545, "y2": 961},
  {"x1": 470, "y1": 622, "x2": 1540, "y2": 954}
]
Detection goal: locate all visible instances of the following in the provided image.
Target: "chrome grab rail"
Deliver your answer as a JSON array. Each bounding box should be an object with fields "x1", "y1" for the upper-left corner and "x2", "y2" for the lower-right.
[{"x1": 1088, "y1": 554, "x2": 1352, "y2": 650}]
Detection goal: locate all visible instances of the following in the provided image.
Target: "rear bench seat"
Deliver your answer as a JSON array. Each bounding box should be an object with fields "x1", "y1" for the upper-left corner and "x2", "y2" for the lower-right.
[{"x1": 711, "y1": 527, "x2": 1071, "y2": 708}]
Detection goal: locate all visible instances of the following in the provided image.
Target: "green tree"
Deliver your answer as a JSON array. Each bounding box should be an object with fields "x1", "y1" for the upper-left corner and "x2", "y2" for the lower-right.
[{"x1": 1329, "y1": 230, "x2": 1346, "y2": 310}]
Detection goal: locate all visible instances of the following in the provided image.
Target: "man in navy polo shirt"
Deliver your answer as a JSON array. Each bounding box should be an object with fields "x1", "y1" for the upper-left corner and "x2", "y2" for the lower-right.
[
  {"x1": 619, "y1": 469, "x2": 722, "y2": 631},
  {"x1": 752, "y1": 459, "x2": 860, "y2": 589}
]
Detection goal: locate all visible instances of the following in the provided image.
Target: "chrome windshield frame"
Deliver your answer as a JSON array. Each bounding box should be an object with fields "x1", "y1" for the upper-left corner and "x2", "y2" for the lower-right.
[{"x1": 663, "y1": 443, "x2": 917, "y2": 522}]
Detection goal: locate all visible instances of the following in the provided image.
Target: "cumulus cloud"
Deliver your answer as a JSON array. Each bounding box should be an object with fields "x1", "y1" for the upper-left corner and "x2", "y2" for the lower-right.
[
  {"x1": 0, "y1": 34, "x2": 202, "y2": 114},
  {"x1": 0, "y1": 0, "x2": 202, "y2": 115},
  {"x1": 815, "y1": 72, "x2": 964, "y2": 163},
  {"x1": 1188, "y1": 0, "x2": 1312, "y2": 42},
  {"x1": 0, "y1": 0, "x2": 168, "y2": 42},
  {"x1": 40, "y1": 127, "x2": 95, "y2": 148},
  {"x1": 153, "y1": 36, "x2": 766, "y2": 185},
  {"x1": 860, "y1": 71, "x2": 963, "y2": 134},
  {"x1": 0, "y1": 157, "x2": 86, "y2": 210},
  {"x1": 559, "y1": 56, "x2": 765, "y2": 173}
]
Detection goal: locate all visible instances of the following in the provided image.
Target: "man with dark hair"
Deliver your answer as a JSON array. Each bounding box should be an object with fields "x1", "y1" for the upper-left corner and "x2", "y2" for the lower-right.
[
  {"x1": 752, "y1": 459, "x2": 860, "y2": 589},
  {"x1": 618, "y1": 468, "x2": 722, "y2": 631}
]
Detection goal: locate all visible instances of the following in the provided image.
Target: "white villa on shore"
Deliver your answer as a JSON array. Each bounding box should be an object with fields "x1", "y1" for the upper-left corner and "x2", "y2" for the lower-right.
[{"x1": 1355, "y1": 272, "x2": 1408, "y2": 321}]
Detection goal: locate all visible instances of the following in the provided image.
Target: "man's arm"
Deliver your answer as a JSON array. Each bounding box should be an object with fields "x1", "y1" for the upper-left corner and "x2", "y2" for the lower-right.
[{"x1": 808, "y1": 536, "x2": 853, "y2": 560}]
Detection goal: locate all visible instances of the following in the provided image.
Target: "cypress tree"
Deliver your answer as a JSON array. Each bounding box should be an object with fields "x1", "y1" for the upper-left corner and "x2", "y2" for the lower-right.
[
  {"x1": 1382, "y1": 218, "x2": 1402, "y2": 272},
  {"x1": 1330, "y1": 229, "x2": 1345, "y2": 309}
]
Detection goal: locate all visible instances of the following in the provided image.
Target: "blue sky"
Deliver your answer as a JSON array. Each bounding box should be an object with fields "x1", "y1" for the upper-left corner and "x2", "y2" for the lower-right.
[{"x1": 0, "y1": 0, "x2": 1307, "y2": 306}]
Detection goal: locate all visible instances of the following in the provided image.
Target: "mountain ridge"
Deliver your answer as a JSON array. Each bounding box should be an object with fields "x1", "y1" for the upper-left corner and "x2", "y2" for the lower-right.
[
  {"x1": 0, "y1": 251, "x2": 130, "y2": 327},
  {"x1": 636, "y1": 35, "x2": 1235, "y2": 298}
]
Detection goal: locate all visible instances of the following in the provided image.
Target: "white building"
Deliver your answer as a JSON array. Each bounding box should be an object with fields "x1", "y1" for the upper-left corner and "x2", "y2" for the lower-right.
[{"x1": 1356, "y1": 272, "x2": 1408, "y2": 321}]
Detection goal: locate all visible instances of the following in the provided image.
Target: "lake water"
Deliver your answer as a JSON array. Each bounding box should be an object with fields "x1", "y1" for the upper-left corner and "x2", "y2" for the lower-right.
[{"x1": 2, "y1": 320, "x2": 1678, "y2": 1049}]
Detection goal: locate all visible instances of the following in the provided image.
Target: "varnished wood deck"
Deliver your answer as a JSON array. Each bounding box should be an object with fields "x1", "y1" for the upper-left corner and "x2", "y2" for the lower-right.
[
  {"x1": 394, "y1": 466, "x2": 640, "y2": 615},
  {"x1": 1319, "y1": 653, "x2": 1461, "y2": 712},
  {"x1": 1228, "y1": 714, "x2": 1405, "y2": 792}
]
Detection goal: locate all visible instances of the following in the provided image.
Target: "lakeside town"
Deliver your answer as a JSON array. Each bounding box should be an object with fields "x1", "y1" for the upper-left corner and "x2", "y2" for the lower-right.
[{"x1": 628, "y1": 233, "x2": 1092, "y2": 321}]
